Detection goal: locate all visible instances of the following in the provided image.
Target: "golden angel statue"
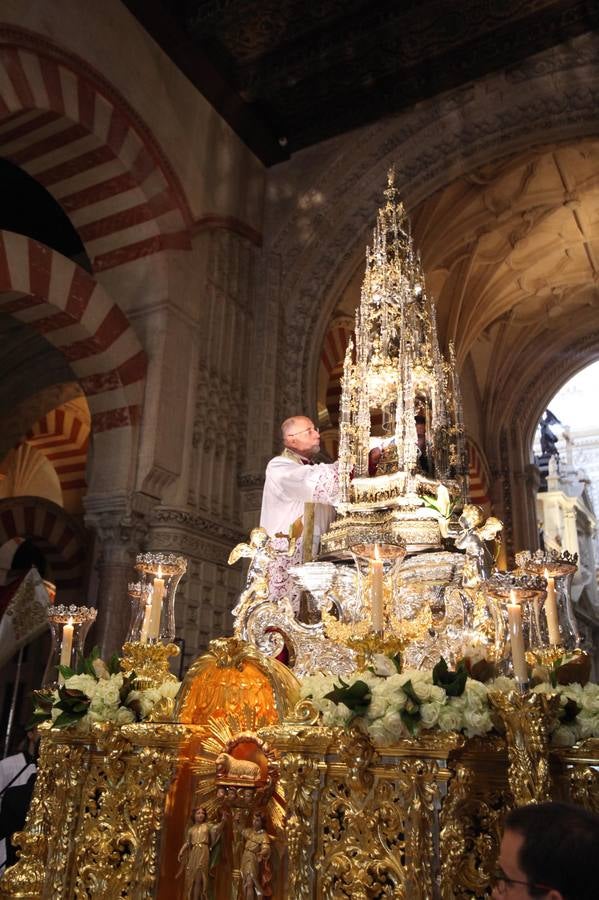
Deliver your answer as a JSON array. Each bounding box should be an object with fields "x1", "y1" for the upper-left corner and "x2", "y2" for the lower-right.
[
  {"x1": 454, "y1": 505, "x2": 503, "y2": 587},
  {"x1": 177, "y1": 806, "x2": 225, "y2": 900}
]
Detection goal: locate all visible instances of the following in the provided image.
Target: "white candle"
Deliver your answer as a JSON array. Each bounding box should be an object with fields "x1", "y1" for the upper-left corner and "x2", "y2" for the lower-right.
[
  {"x1": 544, "y1": 570, "x2": 561, "y2": 646},
  {"x1": 371, "y1": 547, "x2": 384, "y2": 634},
  {"x1": 139, "y1": 599, "x2": 153, "y2": 644},
  {"x1": 59, "y1": 617, "x2": 74, "y2": 684},
  {"x1": 507, "y1": 591, "x2": 528, "y2": 683},
  {"x1": 148, "y1": 569, "x2": 165, "y2": 640}
]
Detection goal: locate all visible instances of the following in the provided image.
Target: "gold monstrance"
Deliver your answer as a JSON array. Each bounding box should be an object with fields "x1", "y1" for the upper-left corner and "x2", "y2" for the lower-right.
[{"x1": 321, "y1": 170, "x2": 468, "y2": 558}]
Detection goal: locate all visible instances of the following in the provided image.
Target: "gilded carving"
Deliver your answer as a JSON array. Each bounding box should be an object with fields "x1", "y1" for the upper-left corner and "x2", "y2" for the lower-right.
[
  {"x1": 489, "y1": 690, "x2": 560, "y2": 805},
  {"x1": 278, "y1": 753, "x2": 321, "y2": 900}
]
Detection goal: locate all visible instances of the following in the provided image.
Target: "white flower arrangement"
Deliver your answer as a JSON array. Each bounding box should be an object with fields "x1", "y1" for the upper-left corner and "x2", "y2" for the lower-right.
[
  {"x1": 300, "y1": 657, "x2": 599, "y2": 748},
  {"x1": 32, "y1": 648, "x2": 181, "y2": 730}
]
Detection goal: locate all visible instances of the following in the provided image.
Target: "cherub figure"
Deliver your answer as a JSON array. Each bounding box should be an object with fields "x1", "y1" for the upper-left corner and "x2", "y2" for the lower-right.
[
  {"x1": 228, "y1": 527, "x2": 296, "y2": 617},
  {"x1": 454, "y1": 504, "x2": 503, "y2": 587}
]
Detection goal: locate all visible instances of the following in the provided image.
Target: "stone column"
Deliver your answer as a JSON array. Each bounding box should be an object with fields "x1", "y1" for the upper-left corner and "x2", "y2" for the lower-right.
[{"x1": 85, "y1": 495, "x2": 150, "y2": 657}]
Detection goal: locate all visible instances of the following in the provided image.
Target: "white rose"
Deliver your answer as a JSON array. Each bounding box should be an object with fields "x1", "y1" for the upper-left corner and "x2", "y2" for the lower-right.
[
  {"x1": 371, "y1": 654, "x2": 399, "y2": 678},
  {"x1": 115, "y1": 706, "x2": 135, "y2": 725},
  {"x1": 300, "y1": 674, "x2": 337, "y2": 702},
  {"x1": 464, "y1": 679, "x2": 488, "y2": 702},
  {"x1": 64, "y1": 674, "x2": 97, "y2": 697},
  {"x1": 551, "y1": 725, "x2": 579, "y2": 747},
  {"x1": 437, "y1": 705, "x2": 463, "y2": 733},
  {"x1": 367, "y1": 719, "x2": 392, "y2": 745},
  {"x1": 159, "y1": 680, "x2": 181, "y2": 700},
  {"x1": 381, "y1": 709, "x2": 406, "y2": 737},
  {"x1": 463, "y1": 707, "x2": 493, "y2": 738},
  {"x1": 321, "y1": 701, "x2": 352, "y2": 727},
  {"x1": 420, "y1": 701, "x2": 442, "y2": 729},
  {"x1": 411, "y1": 679, "x2": 435, "y2": 702},
  {"x1": 428, "y1": 685, "x2": 446, "y2": 704},
  {"x1": 366, "y1": 694, "x2": 388, "y2": 721}
]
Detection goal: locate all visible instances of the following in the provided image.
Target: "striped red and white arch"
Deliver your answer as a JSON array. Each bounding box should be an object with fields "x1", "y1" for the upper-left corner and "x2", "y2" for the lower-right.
[
  {"x1": 0, "y1": 496, "x2": 86, "y2": 593},
  {"x1": 0, "y1": 230, "x2": 146, "y2": 433},
  {"x1": 0, "y1": 37, "x2": 191, "y2": 272}
]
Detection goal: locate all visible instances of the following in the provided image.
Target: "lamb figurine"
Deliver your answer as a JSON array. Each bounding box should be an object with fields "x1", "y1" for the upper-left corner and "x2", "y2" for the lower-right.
[{"x1": 215, "y1": 752, "x2": 261, "y2": 782}]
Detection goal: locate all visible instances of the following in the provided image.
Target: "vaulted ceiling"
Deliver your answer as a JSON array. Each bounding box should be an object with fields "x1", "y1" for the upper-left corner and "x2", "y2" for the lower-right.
[
  {"x1": 123, "y1": 0, "x2": 598, "y2": 164},
  {"x1": 316, "y1": 138, "x2": 599, "y2": 455},
  {"x1": 413, "y1": 139, "x2": 599, "y2": 442}
]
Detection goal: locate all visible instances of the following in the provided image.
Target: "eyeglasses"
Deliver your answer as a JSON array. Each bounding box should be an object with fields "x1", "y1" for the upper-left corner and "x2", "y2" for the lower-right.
[
  {"x1": 492, "y1": 867, "x2": 552, "y2": 895},
  {"x1": 287, "y1": 426, "x2": 319, "y2": 437}
]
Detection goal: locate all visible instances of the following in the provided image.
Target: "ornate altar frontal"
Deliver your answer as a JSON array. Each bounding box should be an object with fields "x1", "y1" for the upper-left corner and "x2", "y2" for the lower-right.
[{"x1": 2, "y1": 174, "x2": 599, "y2": 900}]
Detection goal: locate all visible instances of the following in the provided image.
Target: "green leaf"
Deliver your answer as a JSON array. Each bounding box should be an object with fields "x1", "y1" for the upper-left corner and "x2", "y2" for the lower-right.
[
  {"x1": 83, "y1": 656, "x2": 96, "y2": 677},
  {"x1": 562, "y1": 698, "x2": 581, "y2": 724},
  {"x1": 390, "y1": 653, "x2": 402, "y2": 673},
  {"x1": 31, "y1": 689, "x2": 54, "y2": 712},
  {"x1": 402, "y1": 679, "x2": 422, "y2": 707},
  {"x1": 108, "y1": 653, "x2": 121, "y2": 675},
  {"x1": 26, "y1": 710, "x2": 51, "y2": 729},
  {"x1": 400, "y1": 708, "x2": 421, "y2": 735},
  {"x1": 324, "y1": 679, "x2": 372, "y2": 717},
  {"x1": 53, "y1": 709, "x2": 85, "y2": 729},
  {"x1": 59, "y1": 665, "x2": 75, "y2": 680},
  {"x1": 119, "y1": 671, "x2": 136, "y2": 704},
  {"x1": 433, "y1": 658, "x2": 467, "y2": 697}
]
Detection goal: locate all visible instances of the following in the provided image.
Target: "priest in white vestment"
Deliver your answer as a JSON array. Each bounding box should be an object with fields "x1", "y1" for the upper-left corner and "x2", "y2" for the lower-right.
[{"x1": 260, "y1": 416, "x2": 339, "y2": 610}]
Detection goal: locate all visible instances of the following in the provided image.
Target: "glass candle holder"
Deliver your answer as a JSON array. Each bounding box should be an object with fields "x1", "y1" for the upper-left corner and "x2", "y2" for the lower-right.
[
  {"x1": 484, "y1": 571, "x2": 547, "y2": 685},
  {"x1": 43, "y1": 604, "x2": 97, "y2": 686},
  {"x1": 350, "y1": 539, "x2": 406, "y2": 635},
  {"x1": 516, "y1": 550, "x2": 580, "y2": 649},
  {"x1": 134, "y1": 552, "x2": 187, "y2": 643},
  {"x1": 126, "y1": 580, "x2": 153, "y2": 643}
]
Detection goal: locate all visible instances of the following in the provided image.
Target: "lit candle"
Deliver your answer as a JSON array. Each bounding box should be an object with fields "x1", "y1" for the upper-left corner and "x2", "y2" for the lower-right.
[
  {"x1": 507, "y1": 590, "x2": 528, "y2": 683},
  {"x1": 371, "y1": 546, "x2": 384, "y2": 634},
  {"x1": 544, "y1": 569, "x2": 561, "y2": 645},
  {"x1": 139, "y1": 599, "x2": 153, "y2": 644},
  {"x1": 148, "y1": 568, "x2": 165, "y2": 640},
  {"x1": 59, "y1": 617, "x2": 74, "y2": 684}
]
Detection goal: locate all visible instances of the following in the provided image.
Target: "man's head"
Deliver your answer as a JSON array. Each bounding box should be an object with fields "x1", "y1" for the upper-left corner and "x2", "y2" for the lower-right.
[
  {"x1": 492, "y1": 802, "x2": 599, "y2": 900},
  {"x1": 281, "y1": 416, "x2": 320, "y2": 459}
]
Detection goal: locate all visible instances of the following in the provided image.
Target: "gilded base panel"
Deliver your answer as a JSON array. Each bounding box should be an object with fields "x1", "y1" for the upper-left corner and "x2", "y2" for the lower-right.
[
  {"x1": 0, "y1": 723, "x2": 190, "y2": 900},
  {"x1": 4, "y1": 718, "x2": 599, "y2": 899}
]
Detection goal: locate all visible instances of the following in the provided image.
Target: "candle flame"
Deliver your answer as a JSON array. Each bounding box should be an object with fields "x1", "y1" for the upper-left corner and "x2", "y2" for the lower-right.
[
  {"x1": 374, "y1": 543, "x2": 381, "y2": 561},
  {"x1": 67, "y1": 616, "x2": 74, "y2": 626},
  {"x1": 509, "y1": 589, "x2": 517, "y2": 605},
  {"x1": 157, "y1": 565, "x2": 163, "y2": 579}
]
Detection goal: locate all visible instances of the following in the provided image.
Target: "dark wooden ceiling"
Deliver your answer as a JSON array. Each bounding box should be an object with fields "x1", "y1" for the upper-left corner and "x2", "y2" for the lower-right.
[{"x1": 123, "y1": 0, "x2": 598, "y2": 166}]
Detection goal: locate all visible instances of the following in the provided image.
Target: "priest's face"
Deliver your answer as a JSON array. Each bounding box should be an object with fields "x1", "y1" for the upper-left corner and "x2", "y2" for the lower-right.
[{"x1": 286, "y1": 417, "x2": 320, "y2": 458}]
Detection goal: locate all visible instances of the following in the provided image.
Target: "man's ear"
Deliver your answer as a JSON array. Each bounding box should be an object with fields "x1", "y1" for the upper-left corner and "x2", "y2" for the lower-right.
[{"x1": 546, "y1": 890, "x2": 564, "y2": 900}]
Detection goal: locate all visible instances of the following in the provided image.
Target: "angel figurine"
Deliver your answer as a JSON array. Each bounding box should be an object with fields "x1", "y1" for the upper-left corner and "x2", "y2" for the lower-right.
[
  {"x1": 228, "y1": 527, "x2": 296, "y2": 617},
  {"x1": 454, "y1": 504, "x2": 503, "y2": 587}
]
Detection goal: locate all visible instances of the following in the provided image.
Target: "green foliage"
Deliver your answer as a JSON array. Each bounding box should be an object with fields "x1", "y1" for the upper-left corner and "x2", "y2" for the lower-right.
[
  {"x1": 432, "y1": 658, "x2": 467, "y2": 697},
  {"x1": 324, "y1": 678, "x2": 372, "y2": 720},
  {"x1": 399, "y1": 679, "x2": 422, "y2": 734}
]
